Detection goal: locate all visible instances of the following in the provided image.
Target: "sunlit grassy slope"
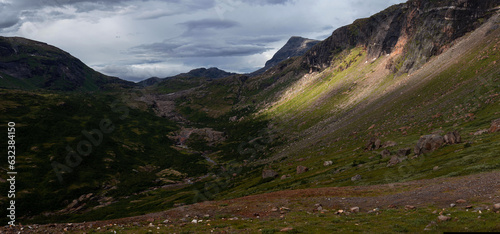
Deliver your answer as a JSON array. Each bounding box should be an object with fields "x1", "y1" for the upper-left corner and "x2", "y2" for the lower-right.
[{"x1": 208, "y1": 13, "x2": 500, "y2": 200}]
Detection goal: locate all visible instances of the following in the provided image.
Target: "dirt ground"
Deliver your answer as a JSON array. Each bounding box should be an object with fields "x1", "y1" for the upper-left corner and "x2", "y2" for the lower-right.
[{"x1": 3, "y1": 170, "x2": 499, "y2": 233}]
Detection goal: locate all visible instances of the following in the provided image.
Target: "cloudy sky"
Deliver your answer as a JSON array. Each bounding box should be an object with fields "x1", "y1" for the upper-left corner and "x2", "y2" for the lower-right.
[{"x1": 0, "y1": 0, "x2": 405, "y2": 82}]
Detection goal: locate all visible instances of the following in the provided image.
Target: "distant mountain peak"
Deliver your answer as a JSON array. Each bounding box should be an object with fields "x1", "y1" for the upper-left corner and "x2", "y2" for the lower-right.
[
  {"x1": 138, "y1": 67, "x2": 236, "y2": 86},
  {"x1": 251, "y1": 36, "x2": 320, "y2": 76}
]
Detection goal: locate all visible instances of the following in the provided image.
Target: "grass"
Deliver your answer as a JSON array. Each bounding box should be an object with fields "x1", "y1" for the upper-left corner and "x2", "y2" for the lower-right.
[{"x1": 85, "y1": 206, "x2": 500, "y2": 233}]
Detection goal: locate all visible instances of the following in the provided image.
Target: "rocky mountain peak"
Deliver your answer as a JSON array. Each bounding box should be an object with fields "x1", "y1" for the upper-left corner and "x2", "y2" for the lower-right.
[{"x1": 250, "y1": 36, "x2": 320, "y2": 76}]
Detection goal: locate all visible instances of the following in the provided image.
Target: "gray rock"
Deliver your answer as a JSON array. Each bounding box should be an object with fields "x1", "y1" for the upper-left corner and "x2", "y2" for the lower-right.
[
  {"x1": 365, "y1": 138, "x2": 382, "y2": 151},
  {"x1": 296, "y1": 165, "x2": 309, "y2": 174},
  {"x1": 490, "y1": 118, "x2": 500, "y2": 133},
  {"x1": 444, "y1": 131, "x2": 461, "y2": 144},
  {"x1": 323, "y1": 161, "x2": 333, "y2": 166},
  {"x1": 414, "y1": 134, "x2": 445, "y2": 155},
  {"x1": 280, "y1": 174, "x2": 290, "y2": 180},
  {"x1": 493, "y1": 203, "x2": 500, "y2": 210},
  {"x1": 350, "y1": 207, "x2": 360, "y2": 213},
  {"x1": 381, "y1": 149, "x2": 391, "y2": 158},
  {"x1": 397, "y1": 148, "x2": 412, "y2": 157},
  {"x1": 383, "y1": 141, "x2": 397, "y2": 148},
  {"x1": 473, "y1": 129, "x2": 489, "y2": 136},
  {"x1": 387, "y1": 156, "x2": 401, "y2": 167},
  {"x1": 262, "y1": 169, "x2": 278, "y2": 179},
  {"x1": 351, "y1": 174, "x2": 362, "y2": 181},
  {"x1": 438, "y1": 215, "x2": 451, "y2": 221}
]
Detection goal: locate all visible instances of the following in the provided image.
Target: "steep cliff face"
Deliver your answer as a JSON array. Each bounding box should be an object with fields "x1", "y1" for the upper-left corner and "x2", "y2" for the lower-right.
[
  {"x1": 0, "y1": 37, "x2": 133, "y2": 91},
  {"x1": 304, "y1": 0, "x2": 499, "y2": 73}
]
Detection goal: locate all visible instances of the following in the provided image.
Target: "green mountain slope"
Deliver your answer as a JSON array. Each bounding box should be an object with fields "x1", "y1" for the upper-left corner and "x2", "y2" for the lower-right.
[{"x1": 0, "y1": 0, "x2": 499, "y2": 228}]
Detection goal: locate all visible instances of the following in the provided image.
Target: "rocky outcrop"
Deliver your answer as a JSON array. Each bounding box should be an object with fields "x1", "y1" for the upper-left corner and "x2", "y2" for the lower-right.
[{"x1": 303, "y1": 0, "x2": 499, "y2": 74}]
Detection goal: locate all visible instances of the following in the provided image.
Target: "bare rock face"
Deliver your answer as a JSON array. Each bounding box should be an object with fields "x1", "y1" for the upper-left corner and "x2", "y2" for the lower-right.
[
  {"x1": 490, "y1": 118, "x2": 500, "y2": 133},
  {"x1": 296, "y1": 165, "x2": 309, "y2": 174},
  {"x1": 414, "y1": 134, "x2": 445, "y2": 155},
  {"x1": 444, "y1": 131, "x2": 461, "y2": 144},
  {"x1": 303, "y1": 0, "x2": 499, "y2": 74},
  {"x1": 262, "y1": 169, "x2": 278, "y2": 179}
]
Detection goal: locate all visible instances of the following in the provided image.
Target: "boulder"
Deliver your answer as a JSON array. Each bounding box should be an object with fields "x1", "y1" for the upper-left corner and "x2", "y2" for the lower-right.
[
  {"x1": 381, "y1": 149, "x2": 391, "y2": 158},
  {"x1": 383, "y1": 141, "x2": 397, "y2": 148},
  {"x1": 365, "y1": 138, "x2": 382, "y2": 151},
  {"x1": 323, "y1": 161, "x2": 333, "y2": 166},
  {"x1": 397, "y1": 148, "x2": 411, "y2": 157},
  {"x1": 297, "y1": 165, "x2": 309, "y2": 174},
  {"x1": 387, "y1": 156, "x2": 401, "y2": 167},
  {"x1": 438, "y1": 215, "x2": 451, "y2": 221},
  {"x1": 351, "y1": 174, "x2": 362, "y2": 181},
  {"x1": 473, "y1": 129, "x2": 489, "y2": 136},
  {"x1": 405, "y1": 205, "x2": 416, "y2": 210},
  {"x1": 493, "y1": 203, "x2": 500, "y2": 210},
  {"x1": 414, "y1": 134, "x2": 445, "y2": 155},
  {"x1": 456, "y1": 199, "x2": 467, "y2": 204},
  {"x1": 350, "y1": 207, "x2": 360, "y2": 213},
  {"x1": 280, "y1": 174, "x2": 291, "y2": 180},
  {"x1": 490, "y1": 118, "x2": 500, "y2": 133},
  {"x1": 262, "y1": 169, "x2": 278, "y2": 179},
  {"x1": 444, "y1": 131, "x2": 461, "y2": 144},
  {"x1": 280, "y1": 227, "x2": 294, "y2": 232}
]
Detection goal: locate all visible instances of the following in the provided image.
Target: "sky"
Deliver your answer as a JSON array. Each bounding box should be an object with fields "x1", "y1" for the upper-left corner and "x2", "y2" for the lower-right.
[{"x1": 0, "y1": 0, "x2": 406, "y2": 82}]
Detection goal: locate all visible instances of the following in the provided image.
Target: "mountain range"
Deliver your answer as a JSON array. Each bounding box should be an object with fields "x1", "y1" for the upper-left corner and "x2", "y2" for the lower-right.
[{"x1": 1, "y1": 0, "x2": 500, "y2": 232}]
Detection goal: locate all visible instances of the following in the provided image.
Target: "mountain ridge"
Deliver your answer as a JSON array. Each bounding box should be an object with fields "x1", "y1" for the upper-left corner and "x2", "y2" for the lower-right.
[
  {"x1": 138, "y1": 67, "x2": 237, "y2": 87},
  {"x1": 0, "y1": 36, "x2": 134, "y2": 91}
]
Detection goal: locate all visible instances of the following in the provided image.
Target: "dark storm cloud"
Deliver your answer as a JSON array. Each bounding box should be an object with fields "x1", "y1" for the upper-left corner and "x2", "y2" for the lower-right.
[{"x1": 179, "y1": 19, "x2": 240, "y2": 31}]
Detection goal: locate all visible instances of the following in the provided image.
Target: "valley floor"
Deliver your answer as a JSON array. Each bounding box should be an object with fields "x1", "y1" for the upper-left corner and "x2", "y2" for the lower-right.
[{"x1": 4, "y1": 170, "x2": 500, "y2": 233}]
